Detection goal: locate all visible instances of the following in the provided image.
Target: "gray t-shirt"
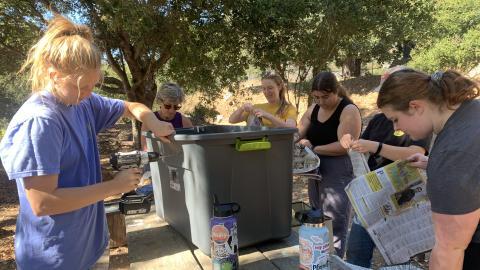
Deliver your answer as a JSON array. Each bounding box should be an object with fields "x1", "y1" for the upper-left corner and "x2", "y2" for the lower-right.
[{"x1": 427, "y1": 99, "x2": 480, "y2": 243}]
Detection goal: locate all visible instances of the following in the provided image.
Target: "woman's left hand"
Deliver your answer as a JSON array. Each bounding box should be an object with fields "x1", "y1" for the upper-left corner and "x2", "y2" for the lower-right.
[
  {"x1": 350, "y1": 139, "x2": 378, "y2": 154},
  {"x1": 151, "y1": 120, "x2": 175, "y2": 143},
  {"x1": 253, "y1": 109, "x2": 272, "y2": 120}
]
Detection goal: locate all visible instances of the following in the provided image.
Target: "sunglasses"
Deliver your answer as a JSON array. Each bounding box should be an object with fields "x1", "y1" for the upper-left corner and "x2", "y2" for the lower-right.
[{"x1": 163, "y1": 103, "x2": 182, "y2": 110}]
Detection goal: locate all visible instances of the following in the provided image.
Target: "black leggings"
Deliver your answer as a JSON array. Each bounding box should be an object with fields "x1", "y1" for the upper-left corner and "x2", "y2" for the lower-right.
[{"x1": 463, "y1": 241, "x2": 480, "y2": 270}]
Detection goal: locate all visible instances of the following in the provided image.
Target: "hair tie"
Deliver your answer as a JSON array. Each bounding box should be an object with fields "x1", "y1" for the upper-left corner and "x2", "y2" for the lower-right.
[{"x1": 431, "y1": 71, "x2": 444, "y2": 84}]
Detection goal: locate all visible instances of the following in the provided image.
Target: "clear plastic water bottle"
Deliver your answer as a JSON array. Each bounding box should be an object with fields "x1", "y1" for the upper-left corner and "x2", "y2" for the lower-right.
[
  {"x1": 296, "y1": 209, "x2": 330, "y2": 270},
  {"x1": 211, "y1": 197, "x2": 241, "y2": 270}
]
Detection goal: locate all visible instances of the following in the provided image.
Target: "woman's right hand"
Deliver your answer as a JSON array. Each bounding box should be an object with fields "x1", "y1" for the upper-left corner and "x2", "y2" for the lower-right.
[
  {"x1": 113, "y1": 168, "x2": 142, "y2": 193},
  {"x1": 406, "y1": 153, "x2": 428, "y2": 170},
  {"x1": 298, "y1": 139, "x2": 313, "y2": 149},
  {"x1": 340, "y1": 134, "x2": 354, "y2": 149}
]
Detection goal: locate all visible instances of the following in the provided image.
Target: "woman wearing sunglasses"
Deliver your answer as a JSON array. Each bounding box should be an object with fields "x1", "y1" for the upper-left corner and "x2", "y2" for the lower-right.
[
  {"x1": 229, "y1": 71, "x2": 297, "y2": 128},
  {"x1": 141, "y1": 82, "x2": 193, "y2": 149}
]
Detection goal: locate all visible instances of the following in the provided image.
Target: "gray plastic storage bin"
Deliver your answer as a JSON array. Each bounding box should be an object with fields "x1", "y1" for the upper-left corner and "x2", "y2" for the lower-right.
[{"x1": 145, "y1": 125, "x2": 296, "y2": 255}]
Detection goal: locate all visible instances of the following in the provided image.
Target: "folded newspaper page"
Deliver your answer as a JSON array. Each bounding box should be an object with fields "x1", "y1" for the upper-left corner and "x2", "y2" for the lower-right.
[
  {"x1": 329, "y1": 255, "x2": 422, "y2": 270},
  {"x1": 293, "y1": 144, "x2": 320, "y2": 174},
  {"x1": 348, "y1": 150, "x2": 370, "y2": 178},
  {"x1": 345, "y1": 160, "x2": 435, "y2": 265}
]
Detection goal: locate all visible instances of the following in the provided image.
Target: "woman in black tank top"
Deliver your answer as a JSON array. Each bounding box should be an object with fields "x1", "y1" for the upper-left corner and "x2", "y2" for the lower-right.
[{"x1": 296, "y1": 71, "x2": 362, "y2": 257}]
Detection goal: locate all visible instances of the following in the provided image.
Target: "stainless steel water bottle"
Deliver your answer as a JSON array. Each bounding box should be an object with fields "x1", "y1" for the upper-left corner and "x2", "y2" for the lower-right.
[
  {"x1": 211, "y1": 197, "x2": 241, "y2": 270},
  {"x1": 296, "y1": 209, "x2": 330, "y2": 270}
]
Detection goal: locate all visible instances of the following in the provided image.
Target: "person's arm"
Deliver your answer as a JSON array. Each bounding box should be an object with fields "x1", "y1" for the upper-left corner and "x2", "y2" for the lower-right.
[
  {"x1": 229, "y1": 103, "x2": 252, "y2": 124},
  {"x1": 349, "y1": 140, "x2": 426, "y2": 161},
  {"x1": 254, "y1": 109, "x2": 296, "y2": 128},
  {"x1": 23, "y1": 169, "x2": 142, "y2": 216},
  {"x1": 182, "y1": 115, "x2": 194, "y2": 128},
  {"x1": 296, "y1": 105, "x2": 314, "y2": 147},
  {"x1": 407, "y1": 153, "x2": 429, "y2": 169},
  {"x1": 313, "y1": 104, "x2": 361, "y2": 156},
  {"x1": 123, "y1": 101, "x2": 174, "y2": 142},
  {"x1": 430, "y1": 209, "x2": 480, "y2": 270}
]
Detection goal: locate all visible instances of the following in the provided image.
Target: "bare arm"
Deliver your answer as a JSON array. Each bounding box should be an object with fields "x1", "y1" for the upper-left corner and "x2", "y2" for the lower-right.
[
  {"x1": 313, "y1": 104, "x2": 361, "y2": 156},
  {"x1": 343, "y1": 137, "x2": 427, "y2": 161},
  {"x1": 229, "y1": 103, "x2": 251, "y2": 124},
  {"x1": 182, "y1": 115, "x2": 194, "y2": 128},
  {"x1": 297, "y1": 105, "x2": 314, "y2": 139},
  {"x1": 23, "y1": 169, "x2": 141, "y2": 216},
  {"x1": 430, "y1": 209, "x2": 480, "y2": 270},
  {"x1": 258, "y1": 111, "x2": 296, "y2": 128},
  {"x1": 123, "y1": 101, "x2": 174, "y2": 142}
]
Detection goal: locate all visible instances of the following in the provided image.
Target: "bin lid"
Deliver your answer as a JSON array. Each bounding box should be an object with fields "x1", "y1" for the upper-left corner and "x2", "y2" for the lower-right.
[{"x1": 144, "y1": 125, "x2": 297, "y2": 141}]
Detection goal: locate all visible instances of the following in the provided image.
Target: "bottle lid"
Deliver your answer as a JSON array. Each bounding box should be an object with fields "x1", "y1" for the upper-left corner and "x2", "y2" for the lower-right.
[
  {"x1": 295, "y1": 209, "x2": 324, "y2": 224},
  {"x1": 213, "y1": 202, "x2": 241, "y2": 217}
]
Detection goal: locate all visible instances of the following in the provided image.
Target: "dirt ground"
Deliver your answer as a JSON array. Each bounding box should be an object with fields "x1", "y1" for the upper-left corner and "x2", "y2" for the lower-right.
[{"x1": 0, "y1": 75, "x2": 428, "y2": 269}]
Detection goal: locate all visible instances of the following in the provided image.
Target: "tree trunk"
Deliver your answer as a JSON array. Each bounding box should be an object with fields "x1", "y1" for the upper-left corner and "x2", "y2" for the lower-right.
[
  {"x1": 126, "y1": 75, "x2": 158, "y2": 149},
  {"x1": 346, "y1": 57, "x2": 362, "y2": 77}
]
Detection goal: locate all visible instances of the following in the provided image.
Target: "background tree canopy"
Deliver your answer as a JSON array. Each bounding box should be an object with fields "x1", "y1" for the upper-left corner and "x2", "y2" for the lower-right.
[
  {"x1": 410, "y1": 0, "x2": 480, "y2": 72},
  {"x1": 1, "y1": 0, "x2": 478, "y2": 106}
]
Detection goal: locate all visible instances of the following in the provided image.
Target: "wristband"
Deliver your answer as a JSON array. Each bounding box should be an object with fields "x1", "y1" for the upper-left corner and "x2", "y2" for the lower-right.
[{"x1": 374, "y1": 142, "x2": 383, "y2": 156}]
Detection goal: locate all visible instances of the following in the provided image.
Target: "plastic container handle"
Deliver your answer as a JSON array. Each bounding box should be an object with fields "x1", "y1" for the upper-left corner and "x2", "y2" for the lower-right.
[{"x1": 235, "y1": 137, "x2": 271, "y2": 152}]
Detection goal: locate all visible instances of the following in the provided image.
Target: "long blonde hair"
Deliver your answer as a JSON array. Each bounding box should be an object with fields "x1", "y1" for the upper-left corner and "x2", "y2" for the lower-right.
[
  {"x1": 19, "y1": 15, "x2": 101, "y2": 93},
  {"x1": 261, "y1": 71, "x2": 291, "y2": 117}
]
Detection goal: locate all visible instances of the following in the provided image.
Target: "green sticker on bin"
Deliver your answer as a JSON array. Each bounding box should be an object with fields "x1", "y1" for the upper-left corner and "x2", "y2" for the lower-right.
[{"x1": 235, "y1": 137, "x2": 271, "y2": 151}]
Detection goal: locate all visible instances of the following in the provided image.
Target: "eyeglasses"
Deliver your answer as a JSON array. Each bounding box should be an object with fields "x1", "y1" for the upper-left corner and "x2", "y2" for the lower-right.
[{"x1": 163, "y1": 103, "x2": 182, "y2": 110}]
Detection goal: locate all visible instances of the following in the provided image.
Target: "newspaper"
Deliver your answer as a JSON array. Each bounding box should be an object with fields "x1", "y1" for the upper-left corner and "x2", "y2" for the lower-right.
[
  {"x1": 348, "y1": 150, "x2": 370, "y2": 178},
  {"x1": 329, "y1": 255, "x2": 422, "y2": 270},
  {"x1": 293, "y1": 144, "x2": 320, "y2": 175},
  {"x1": 345, "y1": 160, "x2": 435, "y2": 265}
]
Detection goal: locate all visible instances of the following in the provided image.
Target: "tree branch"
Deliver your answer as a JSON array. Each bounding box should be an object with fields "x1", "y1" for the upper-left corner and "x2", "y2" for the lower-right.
[{"x1": 105, "y1": 48, "x2": 131, "y2": 90}]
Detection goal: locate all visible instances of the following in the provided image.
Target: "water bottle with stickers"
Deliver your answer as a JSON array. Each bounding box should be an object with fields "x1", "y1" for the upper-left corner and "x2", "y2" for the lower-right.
[
  {"x1": 296, "y1": 209, "x2": 330, "y2": 270},
  {"x1": 210, "y1": 196, "x2": 241, "y2": 270}
]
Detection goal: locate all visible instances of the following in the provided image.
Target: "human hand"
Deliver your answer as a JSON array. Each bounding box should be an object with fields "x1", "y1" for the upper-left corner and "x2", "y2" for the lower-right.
[
  {"x1": 242, "y1": 103, "x2": 254, "y2": 113},
  {"x1": 298, "y1": 139, "x2": 313, "y2": 149},
  {"x1": 253, "y1": 109, "x2": 272, "y2": 120},
  {"x1": 340, "y1": 134, "x2": 354, "y2": 149},
  {"x1": 151, "y1": 120, "x2": 175, "y2": 143},
  {"x1": 406, "y1": 153, "x2": 428, "y2": 170},
  {"x1": 350, "y1": 139, "x2": 378, "y2": 154},
  {"x1": 113, "y1": 168, "x2": 142, "y2": 193}
]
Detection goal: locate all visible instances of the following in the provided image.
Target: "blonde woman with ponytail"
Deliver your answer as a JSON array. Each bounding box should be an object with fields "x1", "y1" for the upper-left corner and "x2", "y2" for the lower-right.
[
  {"x1": 0, "y1": 15, "x2": 174, "y2": 270},
  {"x1": 229, "y1": 71, "x2": 297, "y2": 128}
]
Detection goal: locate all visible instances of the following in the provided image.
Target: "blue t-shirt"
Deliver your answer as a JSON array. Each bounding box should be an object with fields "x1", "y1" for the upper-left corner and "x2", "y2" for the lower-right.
[{"x1": 0, "y1": 91, "x2": 124, "y2": 270}]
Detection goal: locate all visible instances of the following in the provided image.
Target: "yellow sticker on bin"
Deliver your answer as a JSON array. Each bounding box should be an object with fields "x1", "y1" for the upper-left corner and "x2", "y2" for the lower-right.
[{"x1": 235, "y1": 137, "x2": 271, "y2": 151}]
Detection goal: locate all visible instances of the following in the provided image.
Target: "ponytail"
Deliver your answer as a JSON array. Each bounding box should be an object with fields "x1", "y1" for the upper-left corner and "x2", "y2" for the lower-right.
[{"x1": 19, "y1": 15, "x2": 101, "y2": 92}]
